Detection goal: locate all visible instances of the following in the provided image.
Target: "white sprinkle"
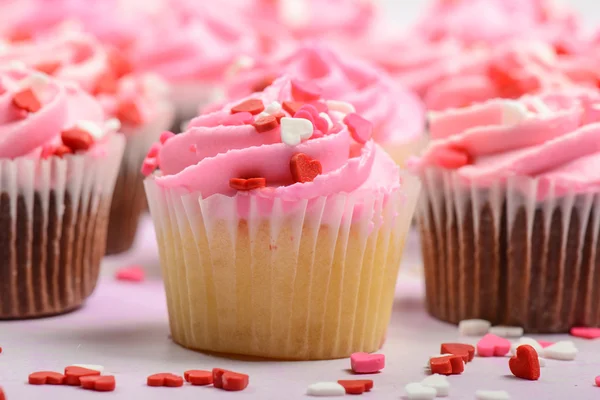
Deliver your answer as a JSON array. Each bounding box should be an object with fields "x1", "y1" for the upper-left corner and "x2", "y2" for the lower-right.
[
  {"x1": 104, "y1": 118, "x2": 122, "y2": 133},
  {"x1": 459, "y1": 319, "x2": 491, "y2": 336},
  {"x1": 74, "y1": 120, "x2": 105, "y2": 140},
  {"x1": 319, "y1": 112, "x2": 333, "y2": 131},
  {"x1": 306, "y1": 382, "x2": 345, "y2": 397},
  {"x1": 264, "y1": 101, "x2": 282, "y2": 115},
  {"x1": 510, "y1": 337, "x2": 542, "y2": 355},
  {"x1": 475, "y1": 390, "x2": 510, "y2": 400},
  {"x1": 501, "y1": 101, "x2": 529, "y2": 126},
  {"x1": 542, "y1": 341, "x2": 577, "y2": 361},
  {"x1": 405, "y1": 382, "x2": 437, "y2": 400},
  {"x1": 280, "y1": 117, "x2": 313, "y2": 146},
  {"x1": 489, "y1": 326, "x2": 524, "y2": 338},
  {"x1": 421, "y1": 374, "x2": 449, "y2": 397},
  {"x1": 325, "y1": 100, "x2": 355, "y2": 114}
]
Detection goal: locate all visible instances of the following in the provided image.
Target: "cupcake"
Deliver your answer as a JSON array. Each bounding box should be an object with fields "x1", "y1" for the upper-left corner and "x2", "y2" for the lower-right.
[
  {"x1": 410, "y1": 90, "x2": 600, "y2": 332},
  {"x1": 222, "y1": 44, "x2": 426, "y2": 166},
  {"x1": 0, "y1": 65, "x2": 124, "y2": 319},
  {"x1": 142, "y1": 76, "x2": 420, "y2": 359},
  {"x1": 0, "y1": 30, "x2": 175, "y2": 254}
]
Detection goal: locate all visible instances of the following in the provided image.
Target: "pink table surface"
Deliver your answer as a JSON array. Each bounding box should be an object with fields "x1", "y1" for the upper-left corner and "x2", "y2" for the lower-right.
[{"x1": 1, "y1": 217, "x2": 599, "y2": 400}]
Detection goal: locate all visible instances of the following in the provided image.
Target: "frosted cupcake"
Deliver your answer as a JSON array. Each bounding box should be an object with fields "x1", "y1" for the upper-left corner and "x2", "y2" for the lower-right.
[
  {"x1": 410, "y1": 90, "x2": 600, "y2": 332},
  {"x1": 0, "y1": 65, "x2": 124, "y2": 319},
  {"x1": 143, "y1": 76, "x2": 420, "y2": 359},
  {"x1": 0, "y1": 31, "x2": 175, "y2": 254},
  {"x1": 222, "y1": 44, "x2": 425, "y2": 166}
]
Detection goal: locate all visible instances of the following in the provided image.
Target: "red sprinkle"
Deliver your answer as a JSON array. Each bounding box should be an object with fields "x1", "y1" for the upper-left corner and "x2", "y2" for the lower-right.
[
  {"x1": 273, "y1": 112, "x2": 286, "y2": 123},
  {"x1": 429, "y1": 355, "x2": 464, "y2": 375},
  {"x1": 107, "y1": 49, "x2": 133, "y2": 78},
  {"x1": 12, "y1": 89, "x2": 41, "y2": 113},
  {"x1": 229, "y1": 177, "x2": 267, "y2": 191},
  {"x1": 34, "y1": 61, "x2": 61, "y2": 76},
  {"x1": 0, "y1": 386, "x2": 4, "y2": 400},
  {"x1": 440, "y1": 343, "x2": 475, "y2": 363},
  {"x1": 64, "y1": 366, "x2": 101, "y2": 386},
  {"x1": 338, "y1": 380, "x2": 373, "y2": 395},
  {"x1": 116, "y1": 100, "x2": 143, "y2": 126},
  {"x1": 147, "y1": 143, "x2": 161, "y2": 158},
  {"x1": 147, "y1": 373, "x2": 184, "y2": 387},
  {"x1": 184, "y1": 370, "x2": 213, "y2": 386},
  {"x1": 28, "y1": 371, "x2": 66, "y2": 385},
  {"x1": 212, "y1": 368, "x2": 228, "y2": 389},
  {"x1": 344, "y1": 113, "x2": 373, "y2": 144},
  {"x1": 282, "y1": 101, "x2": 305, "y2": 116},
  {"x1": 290, "y1": 153, "x2": 322, "y2": 184},
  {"x1": 141, "y1": 158, "x2": 158, "y2": 176},
  {"x1": 53, "y1": 145, "x2": 73, "y2": 158},
  {"x1": 570, "y1": 327, "x2": 600, "y2": 339},
  {"x1": 435, "y1": 146, "x2": 471, "y2": 169},
  {"x1": 252, "y1": 75, "x2": 276, "y2": 92},
  {"x1": 231, "y1": 99, "x2": 265, "y2": 115},
  {"x1": 115, "y1": 265, "x2": 145, "y2": 282},
  {"x1": 509, "y1": 345, "x2": 540, "y2": 381},
  {"x1": 8, "y1": 29, "x2": 32, "y2": 42},
  {"x1": 159, "y1": 131, "x2": 175, "y2": 144},
  {"x1": 253, "y1": 115, "x2": 279, "y2": 133},
  {"x1": 291, "y1": 79, "x2": 322, "y2": 101},
  {"x1": 222, "y1": 372, "x2": 249, "y2": 392},
  {"x1": 80, "y1": 375, "x2": 116, "y2": 392},
  {"x1": 61, "y1": 128, "x2": 94, "y2": 152},
  {"x1": 595, "y1": 376, "x2": 600, "y2": 387},
  {"x1": 93, "y1": 71, "x2": 118, "y2": 95}
]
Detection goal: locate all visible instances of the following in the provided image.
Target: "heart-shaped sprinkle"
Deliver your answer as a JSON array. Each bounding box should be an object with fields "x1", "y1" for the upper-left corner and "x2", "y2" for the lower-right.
[
  {"x1": 230, "y1": 177, "x2": 267, "y2": 191},
  {"x1": 61, "y1": 128, "x2": 94, "y2": 152},
  {"x1": 510, "y1": 337, "x2": 543, "y2": 355},
  {"x1": 326, "y1": 100, "x2": 355, "y2": 115},
  {"x1": 475, "y1": 390, "x2": 511, "y2": 400},
  {"x1": 434, "y1": 146, "x2": 471, "y2": 169},
  {"x1": 141, "y1": 158, "x2": 158, "y2": 176},
  {"x1": 115, "y1": 265, "x2": 145, "y2": 282},
  {"x1": 253, "y1": 115, "x2": 280, "y2": 133},
  {"x1": 107, "y1": 49, "x2": 133, "y2": 78},
  {"x1": 570, "y1": 327, "x2": 600, "y2": 339},
  {"x1": 273, "y1": 112, "x2": 286, "y2": 123},
  {"x1": 308, "y1": 101, "x2": 329, "y2": 113},
  {"x1": 34, "y1": 61, "x2": 61, "y2": 76},
  {"x1": 73, "y1": 120, "x2": 105, "y2": 140},
  {"x1": 306, "y1": 382, "x2": 345, "y2": 397},
  {"x1": 280, "y1": 117, "x2": 313, "y2": 146},
  {"x1": 319, "y1": 112, "x2": 333, "y2": 131},
  {"x1": 441, "y1": 343, "x2": 475, "y2": 363},
  {"x1": 80, "y1": 375, "x2": 116, "y2": 392},
  {"x1": 147, "y1": 373, "x2": 184, "y2": 387},
  {"x1": 160, "y1": 131, "x2": 175, "y2": 144},
  {"x1": 28, "y1": 371, "x2": 65, "y2": 385},
  {"x1": 213, "y1": 368, "x2": 228, "y2": 389},
  {"x1": 53, "y1": 145, "x2": 73, "y2": 158},
  {"x1": 344, "y1": 113, "x2": 372, "y2": 144},
  {"x1": 595, "y1": 376, "x2": 600, "y2": 387},
  {"x1": 429, "y1": 355, "x2": 464, "y2": 375},
  {"x1": 184, "y1": 370, "x2": 213, "y2": 386},
  {"x1": 291, "y1": 79, "x2": 322, "y2": 101},
  {"x1": 64, "y1": 366, "x2": 101, "y2": 386},
  {"x1": 542, "y1": 340, "x2": 577, "y2": 361},
  {"x1": 71, "y1": 364, "x2": 104, "y2": 373},
  {"x1": 477, "y1": 334, "x2": 511, "y2": 357},
  {"x1": 225, "y1": 111, "x2": 254, "y2": 126},
  {"x1": 0, "y1": 386, "x2": 4, "y2": 400},
  {"x1": 290, "y1": 153, "x2": 322, "y2": 184},
  {"x1": 222, "y1": 371, "x2": 249, "y2": 391},
  {"x1": 231, "y1": 98, "x2": 265, "y2": 115},
  {"x1": 509, "y1": 344, "x2": 540, "y2": 381},
  {"x1": 116, "y1": 100, "x2": 143, "y2": 126},
  {"x1": 405, "y1": 382, "x2": 436, "y2": 400},
  {"x1": 93, "y1": 71, "x2": 118, "y2": 95},
  {"x1": 489, "y1": 326, "x2": 524, "y2": 338},
  {"x1": 252, "y1": 75, "x2": 276, "y2": 92},
  {"x1": 459, "y1": 319, "x2": 491, "y2": 336},
  {"x1": 12, "y1": 88, "x2": 41, "y2": 113},
  {"x1": 337, "y1": 380, "x2": 373, "y2": 395},
  {"x1": 282, "y1": 101, "x2": 305, "y2": 115},
  {"x1": 264, "y1": 101, "x2": 282, "y2": 115},
  {"x1": 421, "y1": 374, "x2": 450, "y2": 396},
  {"x1": 147, "y1": 143, "x2": 161, "y2": 158},
  {"x1": 350, "y1": 352, "x2": 385, "y2": 374},
  {"x1": 538, "y1": 340, "x2": 555, "y2": 348}
]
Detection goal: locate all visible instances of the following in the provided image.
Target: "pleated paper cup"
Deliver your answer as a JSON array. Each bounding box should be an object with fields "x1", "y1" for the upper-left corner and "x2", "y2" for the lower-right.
[
  {"x1": 417, "y1": 167, "x2": 600, "y2": 333},
  {"x1": 145, "y1": 172, "x2": 420, "y2": 360},
  {"x1": 0, "y1": 135, "x2": 125, "y2": 319},
  {"x1": 106, "y1": 102, "x2": 175, "y2": 254}
]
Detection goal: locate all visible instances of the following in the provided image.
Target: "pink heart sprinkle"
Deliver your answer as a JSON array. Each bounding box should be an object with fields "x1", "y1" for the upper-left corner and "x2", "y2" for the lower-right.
[
  {"x1": 343, "y1": 113, "x2": 373, "y2": 144},
  {"x1": 570, "y1": 327, "x2": 600, "y2": 339},
  {"x1": 595, "y1": 376, "x2": 600, "y2": 387},
  {"x1": 477, "y1": 333, "x2": 511, "y2": 357},
  {"x1": 115, "y1": 265, "x2": 145, "y2": 282},
  {"x1": 159, "y1": 131, "x2": 175, "y2": 144},
  {"x1": 350, "y1": 352, "x2": 385, "y2": 374},
  {"x1": 294, "y1": 109, "x2": 315, "y2": 125},
  {"x1": 538, "y1": 340, "x2": 555, "y2": 348},
  {"x1": 141, "y1": 158, "x2": 158, "y2": 176},
  {"x1": 146, "y1": 143, "x2": 161, "y2": 158}
]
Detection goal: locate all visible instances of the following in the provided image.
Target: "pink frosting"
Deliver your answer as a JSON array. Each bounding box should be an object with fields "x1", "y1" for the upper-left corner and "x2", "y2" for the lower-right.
[
  {"x1": 224, "y1": 44, "x2": 424, "y2": 144},
  {"x1": 0, "y1": 65, "x2": 114, "y2": 159},
  {"x1": 411, "y1": 90, "x2": 600, "y2": 198},
  {"x1": 152, "y1": 77, "x2": 400, "y2": 203}
]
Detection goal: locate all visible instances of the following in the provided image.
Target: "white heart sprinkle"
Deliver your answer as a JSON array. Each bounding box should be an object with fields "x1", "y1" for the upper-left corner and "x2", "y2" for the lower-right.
[
  {"x1": 306, "y1": 382, "x2": 345, "y2": 397},
  {"x1": 501, "y1": 101, "x2": 529, "y2": 126},
  {"x1": 458, "y1": 319, "x2": 491, "y2": 336},
  {"x1": 71, "y1": 364, "x2": 104, "y2": 373},
  {"x1": 475, "y1": 390, "x2": 510, "y2": 400},
  {"x1": 510, "y1": 337, "x2": 542, "y2": 355},
  {"x1": 104, "y1": 118, "x2": 122, "y2": 133},
  {"x1": 421, "y1": 374, "x2": 449, "y2": 397},
  {"x1": 319, "y1": 112, "x2": 333, "y2": 131},
  {"x1": 405, "y1": 382, "x2": 437, "y2": 400},
  {"x1": 542, "y1": 340, "x2": 577, "y2": 361},
  {"x1": 74, "y1": 120, "x2": 105, "y2": 140},
  {"x1": 325, "y1": 100, "x2": 355, "y2": 114},
  {"x1": 280, "y1": 117, "x2": 313, "y2": 146},
  {"x1": 264, "y1": 101, "x2": 282, "y2": 115},
  {"x1": 489, "y1": 326, "x2": 523, "y2": 338}
]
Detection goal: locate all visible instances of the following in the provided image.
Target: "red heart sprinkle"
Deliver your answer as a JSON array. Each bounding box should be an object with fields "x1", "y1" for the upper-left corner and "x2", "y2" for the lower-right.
[
  {"x1": 116, "y1": 100, "x2": 143, "y2": 126},
  {"x1": 80, "y1": 375, "x2": 116, "y2": 392},
  {"x1": 291, "y1": 79, "x2": 322, "y2": 102},
  {"x1": 12, "y1": 89, "x2": 41, "y2": 113},
  {"x1": 184, "y1": 370, "x2": 213, "y2": 386},
  {"x1": 34, "y1": 61, "x2": 61, "y2": 76},
  {"x1": 570, "y1": 327, "x2": 600, "y2": 339},
  {"x1": 344, "y1": 113, "x2": 373, "y2": 144},
  {"x1": 435, "y1": 146, "x2": 471, "y2": 169},
  {"x1": 273, "y1": 112, "x2": 286, "y2": 123},
  {"x1": 53, "y1": 145, "x2": 73, "y2": 158},
  {"x1": 222, "y1": 372, "x2": 249, "y2": 392},
  {"x1": 595, "y1": 376, "x2": 600, "y2": 387},
  {"x1": 441, "y1": 343, "x2": 475, "y2": 363},
  {"x1": 107, "y1": 49, "x2": 133, "y2": 78},
  {"x1": 338, "y1": 380, "x2": 373, "y2": 394},
  {"x1": 64, "y1": 366, "x2": 100, "y2": 386},
  {"x1": 0, "y1": 386, "x2": 5, "y2": 400},
  {"x1": 509, "y1": 344, "x2": 540, "y2": 381},
  {"x1": 253, "y1": 115, "x2": 279, "y2": 133},
  {"x1": 93, "y1": 71, "x2": 118, "y2": 95},
  {"x1": 231, "y1": 99, "x2": 265, "y2": 115},
  {"x1": 61, "y1": 128, "x2": 94, "y2": 152},
  {"x1": 290, "y1": 153, "x2": 322, "y2": 184},
  {"x1": 28, "y1": 371, "x2": 66, "y2": 385},
  {"x1": 229, "y1": 177, "x2": 266, "y2": 191},
  {"x1": 147, "y1": 143, "x2": 161, "y2": 158},
  {"x1": 159, "y1": 131, "x2": 175, "y2": 144},
  {"x1": 252, "y1": 75, "x2": 276, "y2": 92},
  {"x1": 141, "y1": 158, "x2": 158, "y2": 176},
  {"x1": 282, "y1": 101, "x2": 305, "y2": 116},
  {"x1": 212, "y1": 368, "x2": 229, "y2": 389},
  {"x1": 115, "y1": 265, "x2": 145, "y2": 282},
  {"x1": 429, "y1": 355, "x2": 465, "y2": 375},
  {"x1": 147, "y1": 373, "x2": 184, "y2": 387}
]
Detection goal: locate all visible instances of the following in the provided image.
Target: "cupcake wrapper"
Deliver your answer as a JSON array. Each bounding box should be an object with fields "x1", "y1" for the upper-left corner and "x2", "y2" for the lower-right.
[
  {"x1": 418, "y1": 168, "x2": 600, "y2": 332},
  {"x1": 145, "y1": 173, "x2": 420, "y2": 360},
  {"x1": 106, "y1": 103, "x2": 175, "y2": 255},
  {"x1": 0, "y1": 136, "x2": 124, "y2": 319}
]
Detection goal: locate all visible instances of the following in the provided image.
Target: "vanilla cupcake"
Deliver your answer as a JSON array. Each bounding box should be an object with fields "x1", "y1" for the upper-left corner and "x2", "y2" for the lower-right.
[
  {"x1": 143, "y1": 76, "x2": 420, "y2": 359},
  {"x1": 0, "y1": 65, "x2": 124, "y2": 319}
]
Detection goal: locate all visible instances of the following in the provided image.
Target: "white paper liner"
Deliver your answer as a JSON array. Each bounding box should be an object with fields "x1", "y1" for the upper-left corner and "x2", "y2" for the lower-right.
[
  {"x1": 145, "y1": 172, "x2": 420, "y2": 360},
  {"x1": 0, "y1": 135, "x2": 125, "y2": 319},
  {"x1": 170, "y1": 81, "x2": 225, "y2": 124},
  {"x1": 417, "y1": 167, "x2": 600, "y2": 332}
]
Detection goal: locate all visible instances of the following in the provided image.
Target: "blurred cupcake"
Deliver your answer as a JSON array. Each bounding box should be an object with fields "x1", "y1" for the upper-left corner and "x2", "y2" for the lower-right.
[
  {"x1": 0, "y1": 30, "x2": 175, "y2": 254},
  {"x1": 143, "y1": 76, "x2": 420, "y2": 359},
  {"x1": 0, "y1": 65, "x2": 124, "y2": 319},
  {"x1": 222, "y1": 44, "x2": 426, "y2": 165},
  {"x1": 410, "y1": 90, "x2": 600, "y2": 332}
]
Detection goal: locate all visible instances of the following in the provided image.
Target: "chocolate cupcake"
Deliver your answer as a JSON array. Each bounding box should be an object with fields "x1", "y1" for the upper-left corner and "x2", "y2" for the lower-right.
[{"x1": 410, "y1": 91, "x2": 600, "y2": 332}]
